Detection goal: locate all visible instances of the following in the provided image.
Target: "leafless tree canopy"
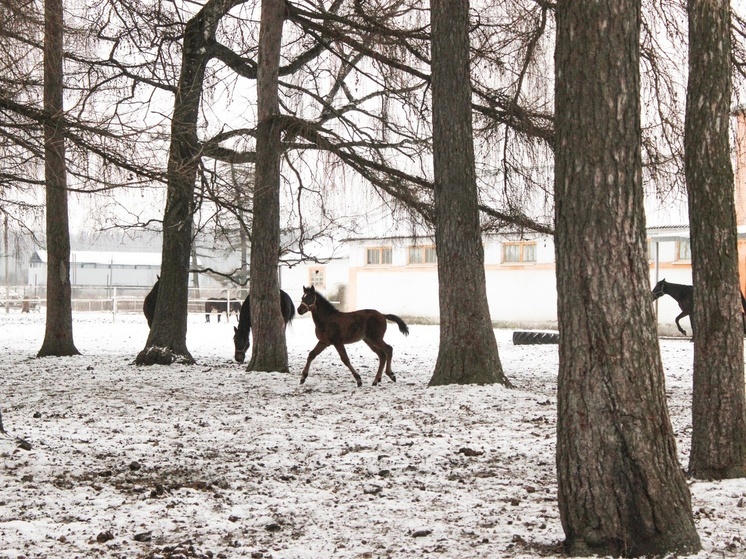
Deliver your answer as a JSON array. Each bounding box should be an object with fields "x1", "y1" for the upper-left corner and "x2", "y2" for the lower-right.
[{"x1": 1, "y1": 1, "x2": 745, "y2": 261}]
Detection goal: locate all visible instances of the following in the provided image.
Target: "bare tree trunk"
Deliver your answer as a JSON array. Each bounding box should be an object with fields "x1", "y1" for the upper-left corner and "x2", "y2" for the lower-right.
[
  {"x1": 38, "y1": 0, "x2": 79, "y2": 358},
  {"x1": 247, "y1": 0, "x2": 288, "y2": 373},
  {"x1": 686, "y1": 0, "x2": 746, "y2": 479},
  {"x1": 554, "y1": 0, "x2": 700, "y2": 555},
  {"x1": 427, "y1": 0, "x2": 510, "y2": 387},
  {"x1": 136, "y1": 0, "x2": 244, "y2": 366}
]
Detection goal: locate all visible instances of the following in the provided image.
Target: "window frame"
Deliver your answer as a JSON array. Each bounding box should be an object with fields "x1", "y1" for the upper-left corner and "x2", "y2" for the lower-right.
[
  {"x1": 501, "y1": 241, "x2": 537, "y2": 264},
  {"x1": 366, "y1": 246, "x2": 392, "y2": 266},
  {"x1": 407, "y1": 245, "x2": 437, "y2": 265},
  {"x1": 675, "y1": 240, "x2": 691, "y2": 262},
  {"x1": 308, "y1": 267, "x2": 326, "y2": 289}
]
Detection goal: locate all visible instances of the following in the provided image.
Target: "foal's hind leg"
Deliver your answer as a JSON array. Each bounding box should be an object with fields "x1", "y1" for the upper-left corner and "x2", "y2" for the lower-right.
[
  {"x1": 675, "y1": 311, "x2": 689, "y2": 336},
  {"x1": 333, "y1": 343, "x2": 363, "y2": 387},
  {"x1": 300, "y1": 341, "x2": 329, "y2": 385},
  {"x1": 364, "y1": 339, "x2": 388, "y2": 386},
  {"x1": 381, "y1": 342, "x2": 396, "y2": 382}
]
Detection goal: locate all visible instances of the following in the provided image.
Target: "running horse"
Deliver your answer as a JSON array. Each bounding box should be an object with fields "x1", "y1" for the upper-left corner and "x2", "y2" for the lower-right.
[
  {"x1": 297, "y1": 285, "x2": 409, "y2": 387},
  {"x1": 652, "y1": 278, "x2": 746, "y2": 336},
  {"x1": 233, "y1": 290, "x2": 296, "y2": 363}
]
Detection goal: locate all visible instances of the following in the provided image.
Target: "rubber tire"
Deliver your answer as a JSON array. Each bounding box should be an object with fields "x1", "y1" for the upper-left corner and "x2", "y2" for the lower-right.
[{"x1": 512, "y1": 331, "x2": 560, "y2": 345}]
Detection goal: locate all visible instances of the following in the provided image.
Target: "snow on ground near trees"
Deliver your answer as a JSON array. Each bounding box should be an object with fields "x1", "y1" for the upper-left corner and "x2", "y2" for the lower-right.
[{"x1": 1, "y1": 311, "x2": 745, "y2": 559}]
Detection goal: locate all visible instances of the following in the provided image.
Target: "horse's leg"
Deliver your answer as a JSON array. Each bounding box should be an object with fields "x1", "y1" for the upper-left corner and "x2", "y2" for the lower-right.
[
  {"x1": 381, "y1": 342, "x2": 396, "y2": 382},
  {"x1": 300, "y1": 341, "x2": 329, "y2": 385},
  {"x1": 333, "y1": 343, "x2": 363, "y2": 387},
  {"x1": 363, "y1": 339, "x2": 387, "y2": 385},
  {"x1": 675, "y1": 311, "x2": 688, "y2": 336}
]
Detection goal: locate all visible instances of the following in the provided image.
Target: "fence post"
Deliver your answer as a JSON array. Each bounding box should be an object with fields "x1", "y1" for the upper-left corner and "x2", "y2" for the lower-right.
[{"x1": 112, "y1": 286, "x2": 117, "y2": 323}]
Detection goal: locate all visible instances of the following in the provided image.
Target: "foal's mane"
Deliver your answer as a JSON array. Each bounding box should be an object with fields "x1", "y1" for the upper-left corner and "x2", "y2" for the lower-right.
[{"x1": 312, "y1": 290, "x2": 339, "y2": 313}]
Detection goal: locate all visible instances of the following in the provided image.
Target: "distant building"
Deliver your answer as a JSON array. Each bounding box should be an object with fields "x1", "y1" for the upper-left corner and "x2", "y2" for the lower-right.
[
  {"x1": 338, "y1": 233, "x2": 557, "y2": 325},
  {"x1": 28, "y1": 250, "x2": 161, "y2": 288}
]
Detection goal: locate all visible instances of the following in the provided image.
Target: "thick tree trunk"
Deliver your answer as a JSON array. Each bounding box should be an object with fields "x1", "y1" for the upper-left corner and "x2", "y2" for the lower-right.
[
  {"x1": 427, "y1": 0, "x2": 510, "y2": 387},
  {"x1": 247, "y1": 0, "x2": 288, "y2": 373},
  {"x1": 554, "y1": 1, "x2": 700, "y2": 555},
  {"x1": 686, "y1": 0, "x2": 746, "y2": 479},
  {"x1": 136, "y1": 0, "x2": 244, "y2": 366},
  {"x1": 38, "y1": 0, "x2": 79, "y2": 358}
]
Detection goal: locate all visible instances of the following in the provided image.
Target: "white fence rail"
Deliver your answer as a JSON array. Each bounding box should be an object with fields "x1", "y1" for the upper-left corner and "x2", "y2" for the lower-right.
[{"x1": 1, "y1": 286, "x2": 248, "y2": 321}]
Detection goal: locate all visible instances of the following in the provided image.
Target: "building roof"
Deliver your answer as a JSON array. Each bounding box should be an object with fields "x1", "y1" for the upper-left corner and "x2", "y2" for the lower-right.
[
  {"x1": 32, "y1": 250, "x2": 162, "y2": 267},
  {"x1": 647, "y1": 225, "x2": 746, "y2": 242}
]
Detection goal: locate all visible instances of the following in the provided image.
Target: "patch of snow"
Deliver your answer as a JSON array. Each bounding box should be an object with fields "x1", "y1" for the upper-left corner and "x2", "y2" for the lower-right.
[{"x1": 0, "y1": 311, "x2": 744, "y2": 558}]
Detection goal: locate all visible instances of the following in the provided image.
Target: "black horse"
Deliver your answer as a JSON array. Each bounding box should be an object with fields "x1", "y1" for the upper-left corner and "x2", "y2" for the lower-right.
[
  {"x1": 233, "y1": 290, "x2": 296, "y2": 363},
  {"x1": 205, "y1": 298, "x2": 242, "y2": 323},
  {"x1": 143, "y1": 276, "x2": 159, "y2": 328},
  {"x1": 652, "y1": 278, "x2": 746, "y2": 336}
]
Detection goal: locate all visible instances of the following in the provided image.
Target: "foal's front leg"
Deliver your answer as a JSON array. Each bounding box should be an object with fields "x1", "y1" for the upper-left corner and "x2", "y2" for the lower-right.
[
  {"x1": 300, "y1": 341, "x2": 329, "y2": 385},
  {"x1": 334, "y1": 343, "x2": 363, "y2": 387},
  {"x1": 675, "y1": 312, "x2": 688, "y2": 336}
]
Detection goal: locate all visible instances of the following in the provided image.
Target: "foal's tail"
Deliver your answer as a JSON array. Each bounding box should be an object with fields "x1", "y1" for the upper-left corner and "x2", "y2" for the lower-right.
[{"x1": 386, "y1": 314, "x2": 409, "y2": 336}]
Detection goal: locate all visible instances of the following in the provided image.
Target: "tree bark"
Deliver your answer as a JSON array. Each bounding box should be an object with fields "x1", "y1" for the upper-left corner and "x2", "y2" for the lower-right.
[
  {"x1": 136, "y1": 0, "x2": 245, "y2": 366},
  {"x1": 554, "y1": 0, "x2": 700, "y2": 555},
  {"x1": 247, "y1": 0, "x2": 288, "y2": 373},
  {"x1": 427, "y1": 0, "x2": 510, "y2": 387},
  {"x1": 38, "y1": 0, "x2": 79, "y2": 358},
  {"x1": 686, "y1": 0, "x2": 746, "y2": 479}
]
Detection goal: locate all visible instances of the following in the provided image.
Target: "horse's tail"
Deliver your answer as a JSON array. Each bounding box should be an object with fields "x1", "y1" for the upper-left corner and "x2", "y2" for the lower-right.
[
  {"x1": 281, "y1": 290, "x2": 296, "y2": 324},
  {"x1": 386, "y1": 314, "x2": 409, "y2": 336}
]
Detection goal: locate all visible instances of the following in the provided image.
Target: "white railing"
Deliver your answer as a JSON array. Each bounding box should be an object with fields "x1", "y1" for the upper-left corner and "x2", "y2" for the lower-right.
[{"x1": 1, "y1": 286, "x2": 248, "y2": 321}]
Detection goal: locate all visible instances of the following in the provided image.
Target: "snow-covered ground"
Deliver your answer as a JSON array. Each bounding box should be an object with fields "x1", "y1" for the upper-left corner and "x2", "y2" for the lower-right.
[{"x1": 1, "y1": 310, "x2": 745, "y2": 559}]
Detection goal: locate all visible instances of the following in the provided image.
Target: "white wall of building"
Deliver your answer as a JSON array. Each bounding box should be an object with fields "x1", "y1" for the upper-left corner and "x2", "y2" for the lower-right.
[
  {"x1": 339, "y1": 234, "x2": 696, "y2": 332},
  {"x1": 343, "y1": 235, "x2": 560, "y2": 324}
]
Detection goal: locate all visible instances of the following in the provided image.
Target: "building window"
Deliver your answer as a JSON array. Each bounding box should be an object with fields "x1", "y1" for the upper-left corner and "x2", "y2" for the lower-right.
[
  {"x1": 408, "y1": 245, "x2": 437, "y2": 265},
  {"x1": 676, "y1": 240, "x2": 691, "y2": 261},
  {"x1": 502, "y1": 241, "x2": 536, "y2": 264},
  {"x1": 309, "y1": 267, "x2": 325, "y2": 289},
  {"x1": 366, "y1": 247, "x2": 392, "y2": 265}
]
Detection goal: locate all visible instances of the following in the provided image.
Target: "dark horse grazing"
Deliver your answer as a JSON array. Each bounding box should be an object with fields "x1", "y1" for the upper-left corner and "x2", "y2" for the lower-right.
[
  {"x1": 205, "y1": 298, "x2": 242, "y2": 323},
  {"x1": 652, "y1": 278, "x2": 746, "y2": 336},
  {"x1": 143, "y1": 276, "x2": 159, "y2": 328},
  {"x1": 233, "y1": 290, "x2": 296, "y2": 363},
  {"x1": 297, "y1": 285, "x2": 409, "y2": 387}
]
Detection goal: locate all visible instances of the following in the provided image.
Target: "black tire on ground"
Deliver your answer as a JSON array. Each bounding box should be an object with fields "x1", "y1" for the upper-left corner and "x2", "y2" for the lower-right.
[{"x1": 512, "y1": 331, "x2": 560, "y2": 345}]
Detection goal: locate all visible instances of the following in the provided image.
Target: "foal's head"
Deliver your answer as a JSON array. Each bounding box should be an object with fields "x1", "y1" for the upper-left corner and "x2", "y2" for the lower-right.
[{"x1": 298, "y1": 286, "x2": 317, "y2": 315}]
